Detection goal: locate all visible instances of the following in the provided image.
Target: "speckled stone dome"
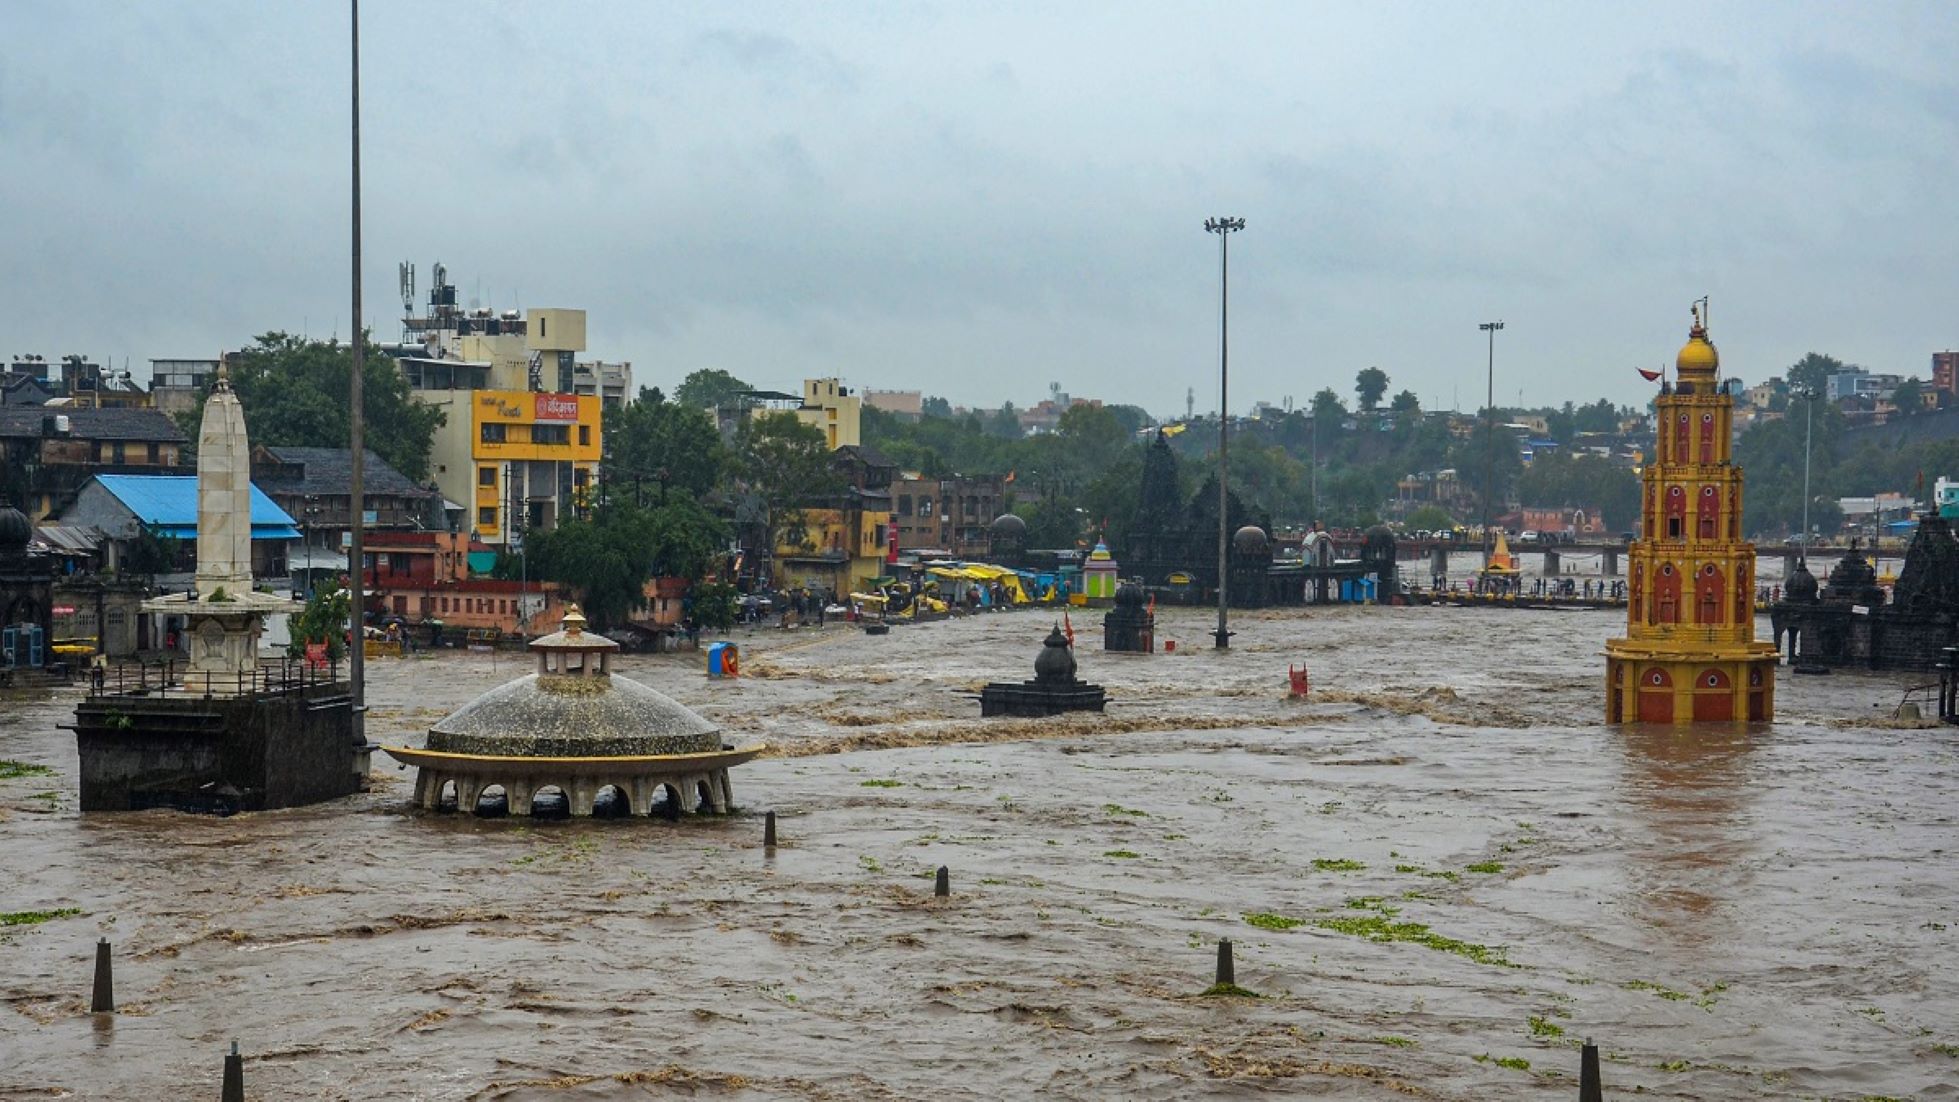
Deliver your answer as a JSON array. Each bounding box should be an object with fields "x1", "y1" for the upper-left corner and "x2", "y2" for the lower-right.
[
  {"x1": 991, "y1": 513, "x2": 1028, "y2": 536},
  {"x1": 427, "y1": 608, "x2": 721, "y2": 758},
  {"x1": 1786, "y1": 560, "x2": 1819, "y2": 602},
  {"x1": 1114, "y1": 582, "x2": 1145, "y2": 608},
  {"x1": 0, "y1": 503, "x2": 30, "y2": 552}
]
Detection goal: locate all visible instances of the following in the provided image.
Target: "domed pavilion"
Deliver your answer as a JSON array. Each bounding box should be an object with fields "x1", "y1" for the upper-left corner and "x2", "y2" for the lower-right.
[{"x1": 384, "y1": 608, "x2": 764, "y2": 817}]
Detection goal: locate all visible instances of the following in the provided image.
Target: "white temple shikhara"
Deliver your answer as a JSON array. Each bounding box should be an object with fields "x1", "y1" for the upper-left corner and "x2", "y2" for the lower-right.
[{"x1": 142, "y1": 367, "x2": 291, "y2": 695}]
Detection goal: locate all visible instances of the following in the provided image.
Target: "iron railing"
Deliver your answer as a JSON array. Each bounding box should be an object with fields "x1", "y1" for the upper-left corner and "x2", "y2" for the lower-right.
[{"x1": 88, "y1": 657, "x2": 348, "y2": 699}]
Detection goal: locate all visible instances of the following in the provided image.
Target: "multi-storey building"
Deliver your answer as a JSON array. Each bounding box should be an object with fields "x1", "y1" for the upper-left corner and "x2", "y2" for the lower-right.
[
  {"x1": 891, "y1": 474, "x2": 1004, "y2": 558},
  {"x1": 1605, "y1": 309, "x2": 1777, "y2": 723},
  {"x1": 0, "y1": 407, "x2": 188, "y2": 522}
]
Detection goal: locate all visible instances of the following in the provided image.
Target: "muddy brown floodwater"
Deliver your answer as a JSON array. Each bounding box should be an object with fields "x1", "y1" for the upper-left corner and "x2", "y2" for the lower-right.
[{"x1": 3, "y1": 605, "x2": 1956, "y2": 1099}]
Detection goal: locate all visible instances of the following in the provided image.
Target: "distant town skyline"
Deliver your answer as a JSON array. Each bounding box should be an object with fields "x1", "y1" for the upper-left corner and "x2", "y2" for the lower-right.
[{"x1": 4, "y1": 2, "x2": 1955, "y2": 417}]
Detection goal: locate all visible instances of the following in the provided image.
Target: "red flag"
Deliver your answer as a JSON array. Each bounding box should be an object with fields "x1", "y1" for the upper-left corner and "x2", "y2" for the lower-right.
[
  {"x1": 1637, "y1": 368, "x2": 1664, "y2": 382},
  {"x1": 1062, "y1": 610, "x2": 1075, "y2": 647}
]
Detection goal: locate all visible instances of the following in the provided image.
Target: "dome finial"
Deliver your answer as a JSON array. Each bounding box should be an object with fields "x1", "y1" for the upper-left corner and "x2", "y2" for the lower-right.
[{"x1": 561, "y1": 604, "x2": 587, "y2": 636}]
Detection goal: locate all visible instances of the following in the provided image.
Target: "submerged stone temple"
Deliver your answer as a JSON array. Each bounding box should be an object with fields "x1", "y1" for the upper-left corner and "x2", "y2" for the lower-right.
[
  {"x1": 385, "y1": 608, "x2": 763, "y2": 817},
  {"x1": 72, "y1": 368, "x2": 364, "y2": 813},
  {"x1": 980, "y1": 624, "x2": 1107, "y2": 716},
  {"x1": 1770, "y1": 519, "x2": 1959, "y2": 671},
  {"x1": 1605, "y1": 307, "x2": 1777, "y2": 723}
]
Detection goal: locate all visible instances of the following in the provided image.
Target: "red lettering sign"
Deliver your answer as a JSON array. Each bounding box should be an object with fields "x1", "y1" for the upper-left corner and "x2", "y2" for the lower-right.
[{"x1": 533, "y1": 394, "x2": 580, "y2": 423}]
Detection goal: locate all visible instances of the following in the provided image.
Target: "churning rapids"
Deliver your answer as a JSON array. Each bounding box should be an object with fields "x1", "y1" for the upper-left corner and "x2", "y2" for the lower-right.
[{"x1": 3, "y1": 604, "x2": 1955, "y2": 1099}]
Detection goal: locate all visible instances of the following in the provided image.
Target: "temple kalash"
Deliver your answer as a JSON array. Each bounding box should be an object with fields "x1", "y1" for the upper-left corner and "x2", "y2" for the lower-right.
[
  {"x1": 383, "y1": 607, "x2": 763, "y2": 817},
  {"x1": 1604, "y1": 306, "x2": 1778, "y2": 723}
]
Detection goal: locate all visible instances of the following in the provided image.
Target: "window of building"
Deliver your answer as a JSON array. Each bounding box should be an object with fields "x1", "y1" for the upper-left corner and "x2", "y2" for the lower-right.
[
  {"x1": 538, "y1": 316, "x2": 546, "y2": 339},
  {"x1": 479, "y1": 506, "x2": 497, "y2": 528},
  {"x1": 898, "y1": 494, "x2": 912, "y2": 515},
  {"x1": 481, "y1": 423, "x2": 507, "y2": 443},
  {"x1": 479, "y1": 466, "x2": 497, "y2": 487},
  {"x1": 573, "y1": 468, "x2": 590, "y2": 488},
  {"x1": 533, "y1": 424, "x2": 570, "y2": 446},
  {"x1": 112, "y1": 442, "x2": 126, "y2": 464},
  {"x1": 147, "y1": 442, "x2": 159, "y2": 463},
  {"x1": 578, "y1": 425, "x2": 590, "y2": 447}
]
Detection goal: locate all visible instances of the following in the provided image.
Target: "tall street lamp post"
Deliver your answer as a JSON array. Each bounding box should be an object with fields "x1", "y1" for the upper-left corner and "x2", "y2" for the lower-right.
[
  {"x1": 1798, "y1": 385, "x2": 1817, "y2": 565},
  {"x1": 1205, "y1": 216, "x2": 1245, "y2": 650},
  {"x1": 1479, "y1": 320, "x2": 1504, "y2": 564},
  {"x1": 348, "y1": 0, "x2": 367, "y2": 741}
]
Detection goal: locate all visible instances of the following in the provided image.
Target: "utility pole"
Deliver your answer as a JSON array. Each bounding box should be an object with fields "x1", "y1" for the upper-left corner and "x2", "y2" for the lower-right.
[
  {"x1": 1205, "y1": 216, "x2": 1245, "y2": 649},
  {"x1": 348, "y1": 0, "x2": 366, "y2": 741},
  {"x1": 1479, "y1": 320, "x2": 1505, "y2": 564},
  {"x1": 1799, "y1": 385, "x2": 1817, "y2": 565}
]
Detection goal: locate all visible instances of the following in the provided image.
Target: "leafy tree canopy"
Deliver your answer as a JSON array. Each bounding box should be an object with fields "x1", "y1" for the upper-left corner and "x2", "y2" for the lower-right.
[
  {"x1": 185, "y1": 332, "x2": 445, "y2": 481},
  {"x1": 673, "y1": 368, "x2": 752, "y2": 410},
  {"x1": 604, "y1": 386, "x2": 725, "y2": 503},
  {"x1": 1355, "y1": 367, "x2": 1390, "y2": 412}
]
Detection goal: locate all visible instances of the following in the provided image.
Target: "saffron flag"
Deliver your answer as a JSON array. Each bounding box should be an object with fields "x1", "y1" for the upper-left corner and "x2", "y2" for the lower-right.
[
  {"x1": 1637, "y1": 367, "x2": 1664, "y2": 382},
  {"x1": 1004, "y1": 469, "x2": 1016, "y2": 483},
  {"x1": 1062, "y1": 610, "x2": 1075, "y2": 647}
]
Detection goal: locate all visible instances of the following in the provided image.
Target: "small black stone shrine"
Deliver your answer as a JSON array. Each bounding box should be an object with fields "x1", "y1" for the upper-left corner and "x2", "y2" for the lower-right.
[
  {"x1": 1102, "y1": 582, "x2": 1154, "y2": 653},
  {"x1": 980, "y1": 624, "x2": 1108, "y2": 717}
]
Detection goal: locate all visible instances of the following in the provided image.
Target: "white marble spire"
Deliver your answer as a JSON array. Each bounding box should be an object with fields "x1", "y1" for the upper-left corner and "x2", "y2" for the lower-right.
[{"x1": 193, "y1": 366, "x2": 256, "y2": 599}]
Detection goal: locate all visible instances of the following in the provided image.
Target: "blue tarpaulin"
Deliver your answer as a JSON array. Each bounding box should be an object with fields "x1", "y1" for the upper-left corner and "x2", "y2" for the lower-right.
[{"x1": 93, "y1": 475, "x2": 301, "y2": 540}]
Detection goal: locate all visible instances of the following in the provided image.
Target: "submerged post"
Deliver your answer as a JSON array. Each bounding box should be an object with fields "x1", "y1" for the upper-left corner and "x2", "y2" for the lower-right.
[
  {"x1": 90, "y1": 938, "x2": 113, "y2": 1014},
  {"x1": 934, "y1": 866, "x2": 950, "y2": 898},
  {"x1": 221, "y1": 1041, "x2": 244, "y2": 1102},
  {"x1": 1215, "y1": 938, "x2": 1235, "y2": 986},
  {"x1": 763, "y1": 809, "x2": 777, "y2": 847},
  {"x1": 1579, "y1": 1039, "x2": 1601, "y2": 1101}
]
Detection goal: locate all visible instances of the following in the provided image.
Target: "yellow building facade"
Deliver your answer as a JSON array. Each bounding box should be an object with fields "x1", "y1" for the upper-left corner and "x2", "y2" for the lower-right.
[
  {"x1": 468, "y1": 389, "x2": 602, "y2": 543},
  {"x1": 774, "y1": 505, "x2": 891, "y2": 595},
  {"x1": 1605, "y1": 309, "x2": 1777, "y2": 723}
]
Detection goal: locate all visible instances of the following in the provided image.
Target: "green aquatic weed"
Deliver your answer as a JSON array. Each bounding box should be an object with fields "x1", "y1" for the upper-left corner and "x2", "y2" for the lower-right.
[
  {"x1": 1312, "y1": 858, "x2": 1366, "y2": 872},
  {"x1": 1315, "y1": 912, "x2": 1511, "y2": 966},
  {"x1": 0, "y1": 761, "x2": 56, "y2": 780},
  {"x1": 859, "y1": 779, "x2": 903, "y2": 788},
  {"x1": 1527, "y1": 1015, "x2": 1564, "y2": 1038},
  {"x1": 1242, "y1": 912, "x2": 1304, "y2": 931},
  {"x1": 1465, "y1": 860, "x2": 1504, "y2": 874},
  {"x1": 1102, "y1": 850, "x2": 1141, "y2": 860},
  {"x1": 1, "y1": 908, "x2": 82, "y2": 927}
]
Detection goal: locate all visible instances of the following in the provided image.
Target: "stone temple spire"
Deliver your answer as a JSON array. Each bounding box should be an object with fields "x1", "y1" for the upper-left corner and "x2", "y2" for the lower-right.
[{"x1": 194, "y1": 365, "x2": 256, "y2": 600}]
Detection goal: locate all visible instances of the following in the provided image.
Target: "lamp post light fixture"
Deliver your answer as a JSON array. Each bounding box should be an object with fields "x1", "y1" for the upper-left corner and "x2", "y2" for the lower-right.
[
  {"x1": 1205, "y1": 216, "x2": 1245, "y2": 650},
  {"x1": 1478, "y1": 320, "x2": 1504, "y2": 563}
]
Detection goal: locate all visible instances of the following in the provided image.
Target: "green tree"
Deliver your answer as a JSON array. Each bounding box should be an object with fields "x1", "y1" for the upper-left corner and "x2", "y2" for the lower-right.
[
  {"x1": 288, "y1": 580, "x2": 351, "y2": 661},
  {"x1": 1786, "y1": 352, "x2": 1844, "y2": 396},
  {"x1": 1310, "y1": 388, "x2": 1347, "y2": 423},
  {"x1": 523, "y1": 498, "x2": 729, "y2": 630},
  {"x1": 186, "y1": 332, "x2": 446, "y2": 480},
  {"x1": 1389, "y1": 390, "x2": 1421, "y2": 415},
  {"x1": 987, "y1": 402, "x2": 1023, "y2": 440},
  {"x1": 1015, "y1": 497, "x2": 1082, "y2": 548},
  {"x1": 1571, "y1": 398, "x2": 1622, "y2": 434},
  {"x1": 1404, "y1": 504, "x2": 1455, "y2": 531},
  {"x1": 1892, "y1": 377, "x2": 1925, "y2": 416},
  {"x1": 1104, "y1": 403, "x2": 1153, "y2": 436},
  {"x1": 121, "y1": 524, "x2": 182, "y2": 583},
  {"x1": 1056, "y1": 403, "x2": 1129, "y2": 475},
  {"x1": 1355, "y1": 367, "x2": 1389, "y2": 412},
  {"x1": 735, "y1": 411, "x2": 843, "y2": 554},
  {"x1": 673, "y1": 368, "x2": 753, "y2": 410},
  {"x1": 921, "y1": 395, "x2": 953, "y2": 419},
  {"x1": 604, "y1": 387, "x2": 724, "y2": 503}
]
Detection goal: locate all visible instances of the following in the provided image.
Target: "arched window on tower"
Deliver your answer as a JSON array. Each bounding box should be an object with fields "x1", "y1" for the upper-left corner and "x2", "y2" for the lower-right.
[
  {"x1": 1655, "y1": 562, "x2": 1681, "y2": 625},
  {"x1": 1666, "y1": 486, "x2": 1686, "y2": 539},
  {"x1": 1697, "y1": 563, "x2": 1724, "y2": 625},
  {"x1": 1699, "y1": 411, "x2": 1717, "y2": 463},
  {"x1": 1698, "y1": 485, "x2": 1719, "y2": 540}
]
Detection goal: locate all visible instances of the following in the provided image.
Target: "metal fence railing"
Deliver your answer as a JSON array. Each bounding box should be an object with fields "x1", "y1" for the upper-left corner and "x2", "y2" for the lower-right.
[{"x1": 88, "y1": 657, "x2": 348, "y2": 699}]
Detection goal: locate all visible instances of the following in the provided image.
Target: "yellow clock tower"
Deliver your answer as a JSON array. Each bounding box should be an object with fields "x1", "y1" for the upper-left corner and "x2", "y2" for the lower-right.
[{"x1": 1605, "y1": 307, "x2": 1778, "y2": 723}]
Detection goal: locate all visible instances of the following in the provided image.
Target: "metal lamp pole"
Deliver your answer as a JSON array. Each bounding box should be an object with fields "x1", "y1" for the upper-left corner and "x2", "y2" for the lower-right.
[
  {"x1": 1479, "y1": 321, "x2": 1504, "y2": 564},
  {"x1": 1799, "y1": 386, "x2": 1816, "y2": 565},
  {"x1": 1205, "y1": 216, "x2": 1245, "y2": 649},
  {"x1": 347, "y1": 0, "x2": 366, "y2": 739}
]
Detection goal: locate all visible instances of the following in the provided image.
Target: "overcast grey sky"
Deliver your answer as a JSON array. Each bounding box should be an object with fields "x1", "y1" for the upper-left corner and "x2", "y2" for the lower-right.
[{"x1": 5, "y1": 2, "x2": 1955, "y2": 416}]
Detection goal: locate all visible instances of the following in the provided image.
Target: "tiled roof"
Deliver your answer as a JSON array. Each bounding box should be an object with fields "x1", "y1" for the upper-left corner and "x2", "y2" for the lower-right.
[
  {"x1": 0, "y1": 406, "x2": 188, "y2": 442},
  {"x1": 253, "y1": 446, "x2": 433, "y2": 499}
]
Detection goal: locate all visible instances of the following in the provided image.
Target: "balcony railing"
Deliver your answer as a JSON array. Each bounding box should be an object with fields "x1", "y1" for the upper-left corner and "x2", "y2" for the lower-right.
[{"x1": 88, "y1": 657, "x2": 348, "y2": 699}]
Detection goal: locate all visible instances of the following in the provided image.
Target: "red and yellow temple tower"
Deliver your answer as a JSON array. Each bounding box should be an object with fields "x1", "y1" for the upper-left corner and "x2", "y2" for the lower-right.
[{"x1": 1605, "y1": 307, "x2": 1778, "y2": 723}]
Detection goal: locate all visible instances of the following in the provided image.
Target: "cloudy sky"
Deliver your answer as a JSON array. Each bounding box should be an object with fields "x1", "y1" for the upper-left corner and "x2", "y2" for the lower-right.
[{"x1": 5, "y1": 2, "x2": 1955, "y2": 416}]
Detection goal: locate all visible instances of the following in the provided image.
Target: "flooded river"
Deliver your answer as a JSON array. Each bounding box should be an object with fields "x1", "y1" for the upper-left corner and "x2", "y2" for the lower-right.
[{"x1": 3, "y1": 605, "x2": 1955, "y2": 1099}]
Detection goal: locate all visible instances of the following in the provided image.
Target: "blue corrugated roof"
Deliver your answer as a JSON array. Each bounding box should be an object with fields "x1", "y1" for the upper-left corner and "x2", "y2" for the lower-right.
[{"x1": 93, "y1": 475, "x2": 301, "y2": 540}]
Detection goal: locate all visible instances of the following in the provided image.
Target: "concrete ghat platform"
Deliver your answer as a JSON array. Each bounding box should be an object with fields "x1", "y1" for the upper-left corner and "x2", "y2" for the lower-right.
[{"x1": 381, "y1": 744, "x2": 766, "y2": 817}]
